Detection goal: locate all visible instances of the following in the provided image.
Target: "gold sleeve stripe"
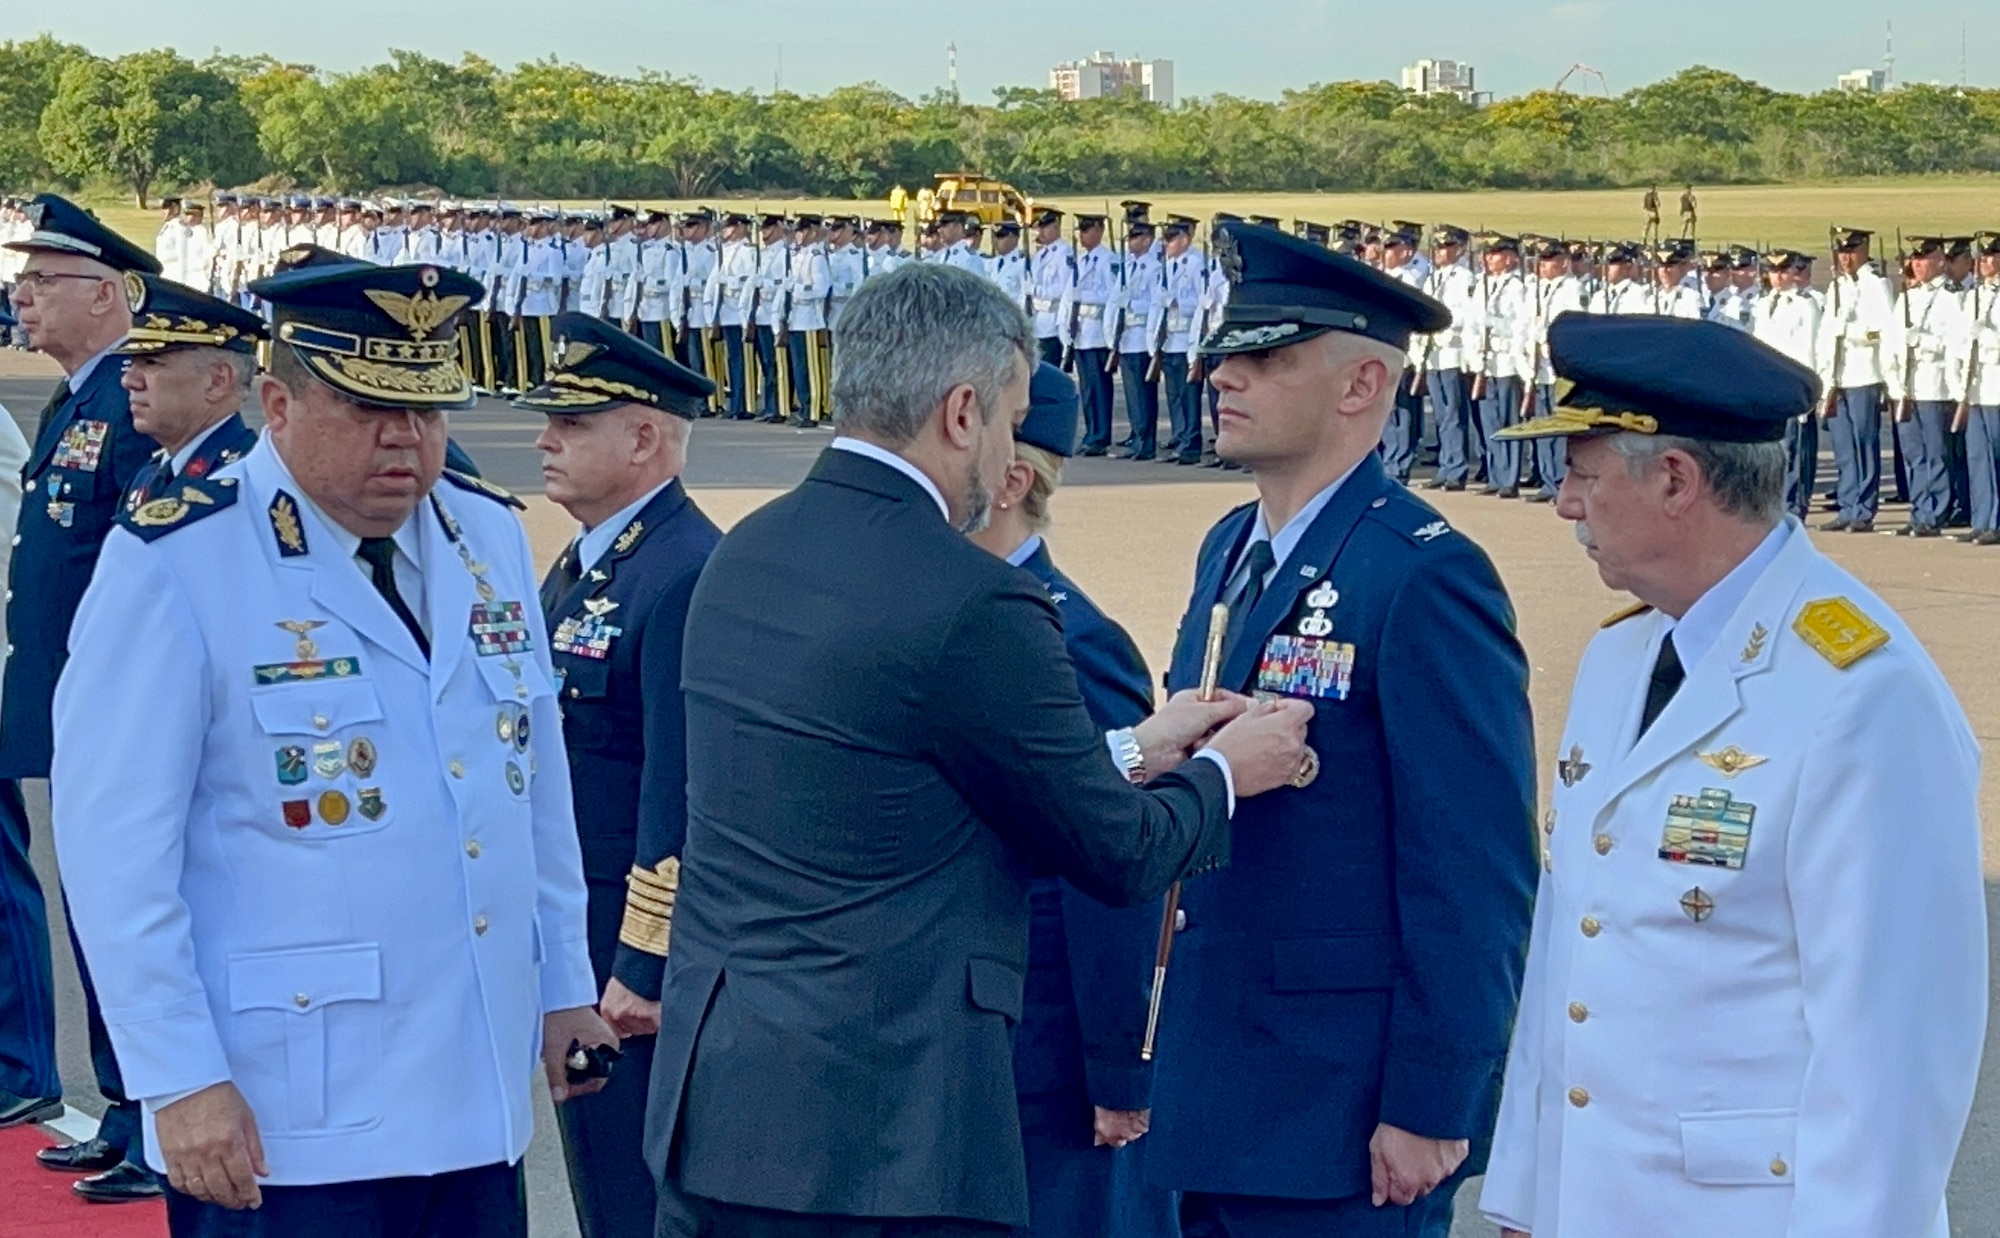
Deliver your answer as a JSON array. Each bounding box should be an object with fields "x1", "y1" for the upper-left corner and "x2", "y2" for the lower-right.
[{"x1": 618, "y1": 856, "x2": 681, "y2": 958}]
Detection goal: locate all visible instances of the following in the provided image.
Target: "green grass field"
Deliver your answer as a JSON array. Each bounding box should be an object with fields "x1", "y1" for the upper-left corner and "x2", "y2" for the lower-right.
[{"x1": 84, "y1": 177, "x2": 1999, "y2": 259}]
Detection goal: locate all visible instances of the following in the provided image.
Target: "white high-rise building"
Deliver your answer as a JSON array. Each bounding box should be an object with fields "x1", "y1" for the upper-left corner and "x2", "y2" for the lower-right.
[
  {"x1": 1051, "y1": 52, "x2": 1174, "y2": 105},
  {"x1": 1836, "y1": 67, "x2": 1887, "y2": 93},
  {"x1": 1401, "y1": 59, "x2": 1477, "y2": 103}
]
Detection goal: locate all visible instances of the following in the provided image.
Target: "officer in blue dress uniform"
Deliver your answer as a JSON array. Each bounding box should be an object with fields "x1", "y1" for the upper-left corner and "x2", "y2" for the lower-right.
[
  {"x1": 1146, "y1": 222, "x2": 1538, "y2": 1237},
  {"x1": 516, "y1": 313, "x2": 721, "y2": 1238},
  {"x1": 114, "y1": 275, "x2": 263, "y2": 514},
  {"x1": 0, "y1": 194, "x2": 164, "y2": 1200},
  {"x1": 967, "y1": 363, "x2": 1178, "y2": 1238}
]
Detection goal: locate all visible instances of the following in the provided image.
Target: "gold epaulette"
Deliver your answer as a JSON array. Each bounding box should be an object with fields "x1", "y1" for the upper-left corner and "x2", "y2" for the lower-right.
[
  {"x1": 1792, "y1": 596, "x2": 1890, "y2": 669},
  {"x1": 1600, "y1": 601, "x2": 1653, "y2": 629},
  {"x1": 440, "y1": 468, "x2": 525, "y2": 510},
  {"x1": 618, "y1": 856, "x2": 681, "y2": 957}
]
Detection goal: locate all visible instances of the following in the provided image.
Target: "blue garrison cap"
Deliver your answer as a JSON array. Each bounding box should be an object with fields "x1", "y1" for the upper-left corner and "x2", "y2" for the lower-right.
[
  {"x1": 4, "y1": 193, "x2": 161, "y2": 275},
  {"x1": 117, "y1": 274, "x2": 268, "y2": 356},
  {"x1": 248, "y1": 262, "x2": 484, "y2": 410},
  {"x1": 514, "y1": 312, "x2": 715, "y2": 419},
  {"x1": 1017, "y1": 363, "x2": 1079, "y2": 458},
  {"x1": 1201, "y1": 220, "x2": 1451, "y2": 355},
  {"x1": 1495, "y1": 313, "x2": 1818, "y2": 444}
]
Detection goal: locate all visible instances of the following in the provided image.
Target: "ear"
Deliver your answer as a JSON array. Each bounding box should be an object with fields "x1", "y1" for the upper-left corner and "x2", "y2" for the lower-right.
[
  {"x1": 259, "y1": 373, "x2": 294, "y2": 431},
  {"x1": 937, "y1": 383, "x2": 981, "y2": 451},
  {"x1": 998, "y1": 457, "x2": 1035, "y2": 507},
  {"x1": 1658, "y1": 448, "x2": 1704, "y2": 517}
]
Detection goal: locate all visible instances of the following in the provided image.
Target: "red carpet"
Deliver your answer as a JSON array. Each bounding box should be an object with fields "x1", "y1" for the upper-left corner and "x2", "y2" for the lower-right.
[{"x1": 0, "y1": 1126, "x2": 165, "y2": 1237}]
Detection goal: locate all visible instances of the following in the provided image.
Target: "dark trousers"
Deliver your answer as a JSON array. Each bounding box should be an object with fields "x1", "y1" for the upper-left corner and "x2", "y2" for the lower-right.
[
  {"x1": 1179, "y1": 1182, "x2": 1460, "y2": 1238},
  {"x1": 1016, "y1": 1089, "x2": 1176, "y2": 1238},
  {"x1": 1118, "y1": 354, "x2": 1160, "y2": 457},
  {"x1": 167, "y1": 1161, "x2": 525, "y2": 1238},
  {"x1": 519, "y1": 316, "x2": 551, "y2": 392},
  {"x1": 723, "y1": 326, "x2": 749, "y2": 415},
  {"x1": 1164, "y1": 361, "x2": 1200, "y2": 459},
  {"x1": 1427, "y1": 368, "x2": 1473, "y2": 483},
  {"x1": 1379, "y1": 371, "x2": 1422, "y2": 482},
  {"x1": 754, "y1": 326, "x2": 784, "y2": 417},
  {"x1": 1897, "y1": 400, "x2": 1954, "y2": 528},
  {"x1": 1828, "y1": 385, "x2": 1883, "y2": 522},
  {"x1": 1477, "y1": 376, "x2": 1524, "y2": 490},
  {"x1": 1037, "y1": 337, "x2": 1063, "y2": 369},
  {"x1": 462, "y1": 316, "x2": 491, "y2": 393},
  {"x1": 656, "y1": 1175, "x2": 1008, "y2": 1238},
  {"x1": 787, "y1": 330, "x2": 831, "y2": 422},
  {"x1": 1946, "y1": 424, "x2": 1971, "y2": 526},
  {"x1": 1784, "y1": 414, "x2": 1820, "y2": 520},
  {"x1": 488, "y1": 312, "x2": 517, "y2": 394},
  {"x1": 1968, "y1": 407, "x2": 2000, "y2": 531},
  {"x1": 0, "y1": 780, "x2": 56, "y2": 1098},
  {"x1": 1076, "y1": 350, "x2": 1114, "y2": 451},
  {"x1": 638, "y1": 319, "x2": 667, "y2": 353},
  {"x1": 1531, "y1": 382, "x2": 1565, "y2": 497}
]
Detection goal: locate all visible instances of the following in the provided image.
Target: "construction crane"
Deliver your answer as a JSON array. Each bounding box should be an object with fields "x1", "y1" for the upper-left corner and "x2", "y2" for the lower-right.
[{"x1": 1554, "y1": 63, "x2": 1610, "y2": 95}]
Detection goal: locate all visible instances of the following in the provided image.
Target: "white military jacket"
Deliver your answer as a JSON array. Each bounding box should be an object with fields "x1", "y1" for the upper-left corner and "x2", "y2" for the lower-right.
[
  {"x1": 1816, "y1": 268, "x2": 1895, "y2": 389},
  {"x1": 1884, "y1": 277, "x2": 1972, "y2": 406},
  {"x1": 1481, "y1": 521, "x2": 1985, "y2": 1238},
  {"x1": 52, "y1": 438, "x2": 597, "y2": 1186},
  {"x1": 1029, "y1": 238, "x2": 1074, "y2": 340},
  {"x1": 1969, "y1": 280, "x2": 2000, "y2": 408}
]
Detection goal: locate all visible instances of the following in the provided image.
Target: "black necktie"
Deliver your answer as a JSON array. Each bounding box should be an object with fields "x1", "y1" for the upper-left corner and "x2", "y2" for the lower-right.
[
  {"x1": 1638, "y1": 630, "x2": 1685, "y2": 737},
  {"x1": 356, "y1": 537, "x2": 430, "y2": 659},
  {"x1": 36, "y1": 379, "x2": 71, "y2": 440},
  {"x1": 1221, "y1": 539, "x2": 1277, "y2": 662}
]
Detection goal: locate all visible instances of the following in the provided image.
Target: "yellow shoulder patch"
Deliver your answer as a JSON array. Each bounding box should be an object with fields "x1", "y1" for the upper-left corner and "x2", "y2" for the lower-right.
[
  {"x1": 1792, "y1": 596, "x2": 1890, "y2": 669},
  {"x1": 1600, "y1": 601, "x2": 1653, "y2": 629}
]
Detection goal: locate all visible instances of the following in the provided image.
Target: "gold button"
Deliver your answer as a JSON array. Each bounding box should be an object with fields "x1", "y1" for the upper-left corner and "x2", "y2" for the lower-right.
[
  {"x1": 1580, "y1": 916, "x2": 1601, "y2": 938},
  {"x1": 450, "y1": 760, "x2": 465, "y2": 778},
  {"x1": 1593, "y1": 834, "x2": 1613, "y2": 855},
  {"x1": 312, "y1": 714, "x2": 330, "y2": 730},
  {"x1": 1567, "y1": 1086, "x2": 1590, "y2": 1108},
  {"x1": 465, "y1": 840, "x2": 481, "y2": 858},
  {"x1": 1568, "y1": 1002, "x2": 1588, "y2": 1023},
  {"x1": 1770, "y1": 1157, "x2": 1788, "y2": 1177},
  {"x1": 293, "y1": 993, "x2": 310, "y2": 1009},
  {"x1": 474, "y1": 915, "x2": 489, "y2": 935}
]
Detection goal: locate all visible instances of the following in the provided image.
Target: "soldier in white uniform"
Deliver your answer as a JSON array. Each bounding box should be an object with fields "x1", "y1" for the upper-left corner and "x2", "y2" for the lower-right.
[
  {"x1": 575, "y1": 219, "x2": 611, "y2": 321},
  {"x1": 177, "y1": 203, "x2": 214, "y2": 292},
  {"x1": 625, "y1": 212, "x2": 679, "y2": 356},
  {"x1": 1464, "y1": 234, "x2": 1532, "y2": 495},
  {"x1": 675, "y1": 212, "x2": 720, "y2": 411},
  {"x1": 1751, "y1": 251, "x2": 1829, "y2": 520},
  {"x1": 1027, "y1": 208, "x2": 1073, "y2": 368},
  {"x1": 1485, "y1": 313, "x2": 1984, "y2": 1238},
  {"x1": 1813, "y1": 228, "x2": 1896, "y2": 533},
  {"x1": 824, "y1": 216, "x2": 865, "y2": 332},
  {"x1": 155, "y1": 198, "x2": 188, "y2": 286},
  {"x1": 402, "y1": 204, "x2": 443, "y2": 268},
  {"x1": 1378, "y1": 222, "x2": 1430, "y2": 482},
  {"x1": 706, "y1": 213, "x2": 757, "y2": 418},
  {"x1": 1059, "y1": 213, "x2": 1117, "y2": 455},
  {"x1": 1962, "y1": 232, "x2": 2000, "y2": 544},
  {"x1": 52, "y1": 260, "x2": 616, "y2": 1237},
  {"x1": 750, "y1": 214, "x2": 791, "y2": 422},
  {"x1": 1883, "y1": 235, "x2": 1972, "y2": 538},
  {"x1": 783, "y1": 216, "x2": 832, "y2": 426},
  {"x1": 1523, "y1": 239, "x2": 1587, "y2": 501},
  {"x1": 1418, "y1": 224, "x2": 1479, "y2": 489},
  {"x1": 1153, "y1": 215, "x2": 1206, "y2": 465},
  {"x1": 603, "y1": 208, "x2": 641, "y2": 332},
  {"x1": 1113, "y1": 210, "x2": 1162, "y2": 459},
  {"x1": 1586, "y1": 245, "x2": 1652, "y2": 316},
  {"x1": 1645, "y1": 242, "x2": 1704, "y2": 319},
  {"x1": 984, "y1": 220, "x2": 1028, "y2": 315},
  {"x1": 516, "y1": 210, "x2": 565, "y2": 392}
]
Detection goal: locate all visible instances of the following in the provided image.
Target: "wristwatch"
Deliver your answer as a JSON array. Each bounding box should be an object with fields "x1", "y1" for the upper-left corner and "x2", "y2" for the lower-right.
[{"x1": 1110, "y1": 728, "x2": 1147, "y2": 785}]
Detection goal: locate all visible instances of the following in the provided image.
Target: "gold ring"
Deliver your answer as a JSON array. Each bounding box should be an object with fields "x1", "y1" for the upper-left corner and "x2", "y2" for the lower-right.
[{"x1": 1289, "y1": 748, "x2": 1320, "y2": 788}]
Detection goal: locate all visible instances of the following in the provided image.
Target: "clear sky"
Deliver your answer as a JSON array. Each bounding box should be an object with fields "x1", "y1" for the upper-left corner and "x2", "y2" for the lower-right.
[{"x1": 8, "y1": 0, "x2": 1995, "y2": 102}]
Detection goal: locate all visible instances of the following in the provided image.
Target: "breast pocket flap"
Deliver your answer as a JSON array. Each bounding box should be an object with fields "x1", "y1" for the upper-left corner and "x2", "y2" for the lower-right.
[
  {"x1": 248, "y1": 679, "x2": 385, "y2": 736},
  {"x1": 228, "y1": 944, "x2": 383, "y2": 1014},
  {"x1": 1680, "y1": 1109, "x2": 1798, "y2": 1186}
]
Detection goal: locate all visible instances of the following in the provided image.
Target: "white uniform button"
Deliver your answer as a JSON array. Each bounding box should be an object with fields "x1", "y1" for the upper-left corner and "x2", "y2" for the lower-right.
[
  {"x1": 1567, "y1": 1086, "x2": 1590, "y2": 1108},
  {"x1": 1568, "y1": 1002, "x2": 1588, "y2": 1023},
  {"x1": 312, "y1": 714, "x2": 329, "y2": 731},
  {"x1": 1580, "y1": 916, "x2": 1602, "y2": 938},
  {"x1": 9, "y1": 535, "x2": 19, "y2": 548},
  {"x1": 1593, "y1": 834, "x2": 1614, "y2": 855},
  {"x1": 1770, "y1": 1157, "x2": 1788, "y2": 1178},
  {"x1": 23, "y1": 481, "x2": 34, "y2": 494},
  {"x1": 293, "y1": 993, "x2": 310, "y2": 1009},
  {"x1": 450, "y1": 760, "x2": 465, "y2": 778},
  {"x1": 465, "y1": 840, "x2": 481, "y2": 859},
  {"x1": 473, "y1": 915, "x2": 489, "y2": 935}
]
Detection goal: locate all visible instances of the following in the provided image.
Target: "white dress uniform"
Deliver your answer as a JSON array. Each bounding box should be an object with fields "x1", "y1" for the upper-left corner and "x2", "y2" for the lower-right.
[
  {"x1": 707, "y1": 238, "x2": 755, "y2": 328},
  {"x1": 1114, "y1": 245, "x2": 1161, "y2": 357},
  {"x1": 559, "y1": 234, "x2": 590, "y2": 315},
  {"x1": 520, "y1": 237, "x2": 563, "y2": 319},
  {"x1": 826, "y1": 242, "x2": 864, "y2": 327},
  {"x1": 402, "y1": 225, "x2": 443, "y2": 268},
  {"x1": 179, "y1": 223, "x2": 215, "y2": 292},
  {"x1": 1057, "y1": 243, "x2": 1118, "y2": 353},
  {"x1": 1528, "y1": 274, "x2": 1587, "y2": 385},
  {"x1": 155, "y1": 218, "x2": 187, "y2": 285},
  {"x1": 1970, "y1": 279, "x2": 2000, "y2": 408},
  {"x1": 1814, "y1": 268, "x2": 1894, "y2": 390},
  {"x1": 1151, "y1": 247, "x2": 1206, "y2": 363},
  {"x1": 785, "y1": 243, "x2": 831, "y2": 334},
  {"x1": 1481, "y1": 521, "x2": 1985, "y2": 1238},
  {"x1": 52, "y1": 438, "x2": 597, "y2": 1185},
  {"x1": 605, "y1": 233, "x2": 641, "y2": 322},
  {"x1": 985, "y1": 248, "x2": 1028, "y2": 314},
  {"x1": 577, "y1": 241, "x2": 611, "y2": 319},
  {"x1": 1419, "y1": 262, "x2": 1477, "y2": 371},
  {"x1": 1752, "y1": 287, "x2": 1828, "y2": 393},
  {"x1": 368, "y1": 226, "x2": 404, "y2": 267},
  {"x1": 1588, "y1": 279, "x2": 1654, "y2": 316},
  {"x1": 1883, "y1": 276, "x2": 1972, "y2": 406},
  {"x1": 753, "y1": 242, "x2": 790, "y2": 331},
  {"x1": 1029, "y1": 238, "x2": 1074, "y2": 346},
  {"x1": 1465, "y1": 270, "x2": 1532, "y2": 380},
  {"x1": 941, "y1": 239, "x2": 984, "y2": 277}
]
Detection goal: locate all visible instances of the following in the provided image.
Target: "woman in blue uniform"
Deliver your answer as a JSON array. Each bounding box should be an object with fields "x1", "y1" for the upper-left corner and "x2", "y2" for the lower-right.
[{"x1": 968, "y1": 362, "x2": 1179, "y2": 1238}]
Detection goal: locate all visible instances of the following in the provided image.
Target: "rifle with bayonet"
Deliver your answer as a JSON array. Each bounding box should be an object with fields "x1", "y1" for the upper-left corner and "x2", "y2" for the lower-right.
[
  {"x1": 1896, "y1": 229, "x2": 1916, "y2": 425},
  {"x1": 1956, "y1": 277, "x2": 1985, "y2": 434},
  {"x1": 1103, "y1": 204, "x2": 1126, "y2": 375},
  {"x1": 1061, "y1": 230, "x2": 1082, "y2": 373},
  {"x1": 1823, "y1": 228, "x2": 1845, "y2": 419},
  {"x1": 1144, "y1": 244, "x2": 1172, "y2": 384}
]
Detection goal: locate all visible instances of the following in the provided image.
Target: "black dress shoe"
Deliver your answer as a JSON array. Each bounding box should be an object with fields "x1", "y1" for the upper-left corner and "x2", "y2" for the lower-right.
[
  {"x1": 1174, "y1": 453, "x2": 1202, "y2": 465},
  {"x1": 1497, "y1": 486, "x2": 1520, "y2": 499},
  {"x1": 726, "y1": 411, "x2": 754, "y2": 421},
  {"x1": 1977, "y1": 530, "x2": 2000, "y2": 545},
  {"x1": 755, "y1": 412, "x2": 783, "y2": 424},
  {"x1": 1848, "y1": 519, "x2": 1874, "y2": 534},
  {"x1": 0, "y1": 1091, "x2": 62, "y2": 1127},
  {"x1": 38, "y1": 1136, "x2": 121, "y2": 1172},
  {"x1": 1119, "y1": 450, "x2": 1156, "y2": 461},
  {"x1": 1077, "y1": 445, "x2": 1107, "y2": 457},
  {"x1": 1817, "y1": 517, "x2": 1850, "y2": 532},
  {"x1": 1952, "y1": 531, "x2": 1982, "y2": 544},
  {"x1": 73, "y1": 1161, "x2": 163, "y2": 1203},
  {"x1": 1525, "y1": 492, "x2": 1555, "y2": 504},
  {"x1": 1911, "y1": 523, "x2": 1942, "y2": 538}
]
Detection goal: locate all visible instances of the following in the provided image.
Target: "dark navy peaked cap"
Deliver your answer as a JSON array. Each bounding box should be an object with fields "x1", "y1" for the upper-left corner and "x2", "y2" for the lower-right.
[
  {"x1": 515, "y1": 313, "x2": 715, "y2": 419},
  {"x1": 249, "y1": 262, "x2": 484, "y2": 410},
  {"x1": 1200, "y1": 220, "x2": 1451, "y2": 355},
  {"x1": 118, "y1": 274, "x2": 268, "y2": 356},
  {"x1": 1497, "y1": 314, "x2": 1818, "y2": 444},
  {"x1": 1016, "y1": 363, "x2": 1079, "y2": 458},
  {"x1": 5, "y1": 193, "x2": 161, "y2": 275}
]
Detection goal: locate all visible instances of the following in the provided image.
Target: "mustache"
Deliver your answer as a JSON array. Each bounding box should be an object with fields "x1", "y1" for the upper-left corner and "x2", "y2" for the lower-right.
[{"x1": 1573, "y1": 520, "x2": 1596, "y2": 549}]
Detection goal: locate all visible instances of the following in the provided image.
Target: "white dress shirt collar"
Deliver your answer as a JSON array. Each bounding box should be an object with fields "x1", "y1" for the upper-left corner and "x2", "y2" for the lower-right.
[
  {"x1": 576, "y1": 480, "x2": 672, "y2": 572},
  {"x1": 1659, "y1": 519, "x2": 1791, "y2": 673},
  {"x1": 1239, "y1": 457, "x2": 1366, "y2": 583}
]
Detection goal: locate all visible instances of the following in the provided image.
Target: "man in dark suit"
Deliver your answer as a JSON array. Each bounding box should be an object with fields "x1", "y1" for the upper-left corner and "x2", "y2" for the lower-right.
[
  {"x1": 522, "y1": 313, "x2": 723, "y2": 1238},
  {"x1": 0, "y1": 194, "x2": 164, "y2": 1201},
  {"x1": 1146, "y1": 222, "x2": 1538, "y2": 1237},
  {"x1": 647, "y1": 262, "x2": 1313, "y2": 1237}
]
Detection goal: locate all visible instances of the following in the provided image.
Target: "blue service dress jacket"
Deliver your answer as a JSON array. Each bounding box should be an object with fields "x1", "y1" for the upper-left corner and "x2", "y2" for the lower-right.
[
  {"x1": 121, "y1": 411, "x2": 257, "y2": 512},
  {"x1": 0, "y1": 358, "x2": 159, "y2": 777},
  {"x1": 1146, "y1": 453, "x2": 1538, "y2": 1201}
]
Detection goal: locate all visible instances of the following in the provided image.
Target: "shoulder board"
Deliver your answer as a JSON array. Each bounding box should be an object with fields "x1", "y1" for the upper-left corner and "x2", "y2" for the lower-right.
[
  {"x1": 1601, "y1": 601, "x2": 1653, "y2": 629},
  {"x1": 440, "y1": 469, "x2": 525, "y2": 510},
  {"x1": 1791, "y1": 596, "x2": 1890, "y2": 669},
  {"x1": 117, "y1": 479, "x2": 241, "y2": 542},
  {"x1": 1371, "y1": 492, "x2": 1457, "y2": 546}
]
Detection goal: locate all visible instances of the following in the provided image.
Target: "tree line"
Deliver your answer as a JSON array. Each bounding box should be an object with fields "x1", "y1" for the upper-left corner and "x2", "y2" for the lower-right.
[{"x1": 4, "y1": 35, "x2": 2000, "y2": 207}]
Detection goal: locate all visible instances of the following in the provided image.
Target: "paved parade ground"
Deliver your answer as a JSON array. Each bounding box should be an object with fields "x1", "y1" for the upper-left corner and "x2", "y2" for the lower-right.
[{"x1": 5, "y1": 353, "x2": 2000, "y2": 1234}]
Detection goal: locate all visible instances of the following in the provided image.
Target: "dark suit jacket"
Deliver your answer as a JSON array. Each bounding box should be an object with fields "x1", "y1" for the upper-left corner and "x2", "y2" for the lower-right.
[
  {"x1": 1, "y1": 360, "x2": 158, "y2": 776},
  {"x1": 1010, "y1": 541, "x2": 1163, "y2": 1115},
  {"x1": 646, "y1": 446, "x2": 1231, "y2": 1227},
  {"x1": 1146, "y1": 452, "x2": 1537, "y2": 1200},
  {"x1": 541, "y1": 479, "x2": 720, "y2": 998}
]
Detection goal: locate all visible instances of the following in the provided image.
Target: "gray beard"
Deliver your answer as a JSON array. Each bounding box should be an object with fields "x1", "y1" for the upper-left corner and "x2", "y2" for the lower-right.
[{"x1": 957, "y1": 466, "x2": 993, "y2": 535}]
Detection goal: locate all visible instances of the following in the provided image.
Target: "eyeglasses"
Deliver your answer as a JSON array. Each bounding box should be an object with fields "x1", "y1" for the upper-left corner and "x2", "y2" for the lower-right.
[{"x1": 16, "y1": 271, "x2": 109, "y2": 294}]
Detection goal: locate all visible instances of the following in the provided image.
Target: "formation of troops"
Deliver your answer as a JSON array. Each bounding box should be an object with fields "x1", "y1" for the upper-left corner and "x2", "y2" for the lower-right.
[{"x1": 0, "y1": 186, "x2": 1986, "y2": 1238}]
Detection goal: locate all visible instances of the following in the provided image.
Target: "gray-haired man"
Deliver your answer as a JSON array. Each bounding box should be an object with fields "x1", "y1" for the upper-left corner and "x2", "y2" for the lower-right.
[{"x1": 645, "y1": 263, "x2": 1312, "y2": 1237}]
